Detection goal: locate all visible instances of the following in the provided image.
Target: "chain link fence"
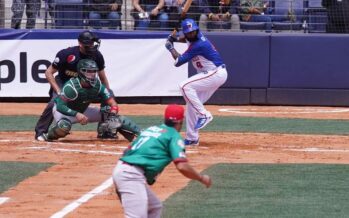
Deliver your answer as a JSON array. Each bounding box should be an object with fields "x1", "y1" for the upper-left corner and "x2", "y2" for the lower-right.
[{"x1": 0, "y1": 0, "x2": 348, "y2": 33}]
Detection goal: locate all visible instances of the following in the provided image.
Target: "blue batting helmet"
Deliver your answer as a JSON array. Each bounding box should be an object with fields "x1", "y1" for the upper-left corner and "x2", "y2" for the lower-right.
[{"x1": 181, "y1": 18, "x2": 199, "y2": 34}]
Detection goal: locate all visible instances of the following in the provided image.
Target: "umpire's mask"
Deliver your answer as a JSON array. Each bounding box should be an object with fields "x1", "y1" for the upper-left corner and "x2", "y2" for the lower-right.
[{"x1": 78, "y1": 31, "x2": 101, "y2": 59}]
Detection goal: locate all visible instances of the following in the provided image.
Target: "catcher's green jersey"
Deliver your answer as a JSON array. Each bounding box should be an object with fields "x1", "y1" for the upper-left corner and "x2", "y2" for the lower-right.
[
  {"x1": 121, "y1": 124, "x2": 187, "y2": 185},
  {"x1": 55, "y1": 77, "x2": 112, "y2": 116}
]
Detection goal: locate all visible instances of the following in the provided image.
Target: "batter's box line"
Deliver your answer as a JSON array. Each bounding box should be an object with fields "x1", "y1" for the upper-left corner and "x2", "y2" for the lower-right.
[
  {"x1": 0, "y1": 197, "x2": 9, "y2": 205},
  {"x1": 20, "y1": 146, "x2": 124, "y2": 155}
]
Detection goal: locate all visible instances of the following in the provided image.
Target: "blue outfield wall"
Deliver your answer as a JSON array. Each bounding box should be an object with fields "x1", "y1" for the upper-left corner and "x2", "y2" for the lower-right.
[
  {"x1": 203, "y1": 32, "x2": 349, "y2": 106},
  {"x1": 1, "y1": 30, "x2": 349, "y2": 106}
]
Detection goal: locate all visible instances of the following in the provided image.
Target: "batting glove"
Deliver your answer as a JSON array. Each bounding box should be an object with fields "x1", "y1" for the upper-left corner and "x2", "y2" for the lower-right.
[
  {"x1": 165, "y1": 40, "x2": 174, "y2": 51},
  {"x1": 167, "y1": 34, "x2": 178, "y2": 43}
]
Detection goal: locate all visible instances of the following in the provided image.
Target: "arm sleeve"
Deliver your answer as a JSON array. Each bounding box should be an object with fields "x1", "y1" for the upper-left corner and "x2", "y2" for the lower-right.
[
  {"x1": 175, "y1": 44, "x2": 202, "y2": 67},
  {"x1": 99, "y1": 84, "x2": 113, "y2": 102},
  {"x1": 54, "y1": 82, "x2": 78, "y2": 117},
  {"x1": 52, "y1": 49, "x2": 66, "y2": 70}
]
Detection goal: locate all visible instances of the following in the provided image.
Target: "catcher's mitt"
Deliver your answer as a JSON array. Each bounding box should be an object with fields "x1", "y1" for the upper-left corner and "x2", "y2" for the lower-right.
[{"x1": 106, "y1": 113, "x2": 122, "y2": 131}]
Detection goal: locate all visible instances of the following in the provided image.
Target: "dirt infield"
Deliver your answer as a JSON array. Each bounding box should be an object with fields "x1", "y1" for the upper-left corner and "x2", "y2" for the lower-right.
[{"x1": 1, "y1": 103, "x2": 349, "y2": 218}]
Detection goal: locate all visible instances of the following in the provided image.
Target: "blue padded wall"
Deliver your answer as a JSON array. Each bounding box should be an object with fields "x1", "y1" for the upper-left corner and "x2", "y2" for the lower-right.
[
  {"x1": 270, "y1": 34, "x2": 349, "y2": 89},
  {"x1": 189, "y1": 32, "x2": 270, "y2": 88}
]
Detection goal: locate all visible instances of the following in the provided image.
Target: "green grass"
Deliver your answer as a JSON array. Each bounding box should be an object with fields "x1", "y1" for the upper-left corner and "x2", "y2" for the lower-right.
[
  {"x1": 163, "y1": 164, "x2": 349, "y2": 218},
  {"x1": 0, "y1": 161, "x2": 54, "y2": 194},
  {"x1": 2, "y1": 115, "x2": 349, "y2": 135}
]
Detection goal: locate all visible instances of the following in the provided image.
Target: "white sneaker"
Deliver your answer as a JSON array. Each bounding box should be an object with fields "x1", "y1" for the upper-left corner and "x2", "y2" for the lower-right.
[{"x1": 194, "y1": 113, "x2": 213, "y2": 130}]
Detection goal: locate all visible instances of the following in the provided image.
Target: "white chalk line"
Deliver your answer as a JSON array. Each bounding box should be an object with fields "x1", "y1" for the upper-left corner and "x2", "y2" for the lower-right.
[
  {"x1": 50, "y1": 177, "x2": 113, "y2": 218},
  {"x1": 0, "y1": 197, "x2": 9, "y2": 205},
  {"x1": 219, "y1": 108, "x2": 349, "y2": 114},
  {"x1": 0, "y1": 139, "x2": 127, "y2": 149},
  {"x1": 22, "y1": 146, "x2": 123, "y2": 155},
  {"x1": 21, "y1": 146, "x2": 199, "y2": 155},
  {"x1": 285, "y1": 148, "x2": 349, "y2": 152}
]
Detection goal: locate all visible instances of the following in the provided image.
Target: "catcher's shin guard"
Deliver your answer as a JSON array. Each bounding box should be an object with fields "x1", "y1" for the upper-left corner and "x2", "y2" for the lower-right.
[
  {"x1": 118, "y1": 115, "x2": 141, "y2": 142},
  {"x1": 47, "y1": 118, "x2": 72, "y2": 140}
]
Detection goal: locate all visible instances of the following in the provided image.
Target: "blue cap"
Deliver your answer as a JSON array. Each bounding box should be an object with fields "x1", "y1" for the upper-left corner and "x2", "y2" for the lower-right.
[{"x1": 181, "y1": 18, "x2": 199, "y2": 34}]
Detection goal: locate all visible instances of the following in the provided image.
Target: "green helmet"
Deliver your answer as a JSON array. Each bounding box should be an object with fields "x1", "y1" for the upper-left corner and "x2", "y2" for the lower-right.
[{"x1": 77, "y1": 59, "x2": 99, "y2": 86}]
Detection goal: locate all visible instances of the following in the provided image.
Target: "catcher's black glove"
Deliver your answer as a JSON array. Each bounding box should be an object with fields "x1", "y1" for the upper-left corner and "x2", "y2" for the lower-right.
[{"x1": 106, "y1": 113, "x2": 122, "y2": 131}]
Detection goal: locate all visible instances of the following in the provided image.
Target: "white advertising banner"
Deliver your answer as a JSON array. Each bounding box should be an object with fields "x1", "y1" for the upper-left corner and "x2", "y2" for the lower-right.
[{"x1": 0, "y1": 39, "x2": 188, "y2": 97}]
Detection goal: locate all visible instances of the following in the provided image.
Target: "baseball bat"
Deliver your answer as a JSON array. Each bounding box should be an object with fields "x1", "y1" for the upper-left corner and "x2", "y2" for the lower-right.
[{"x1": 171, "y1": 0, "x2": 193, "y2": 37}]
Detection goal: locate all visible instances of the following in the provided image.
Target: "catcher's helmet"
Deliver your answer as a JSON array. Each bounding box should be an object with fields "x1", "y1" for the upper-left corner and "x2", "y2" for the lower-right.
[
  {"x1": 77, "y1": 59, "x2": 99, "y2": 86},
  {"x1": 78, "y1": 31, "x2": 101, "y2": 58},
  {"x1": 181, "y1": 18, "x2": 199, "y2": 34}
]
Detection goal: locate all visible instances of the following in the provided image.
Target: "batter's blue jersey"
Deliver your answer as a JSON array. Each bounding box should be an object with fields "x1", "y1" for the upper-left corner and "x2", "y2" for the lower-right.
[{"x1": 175, "y1": 32, "x2": 224, "y2": 73}]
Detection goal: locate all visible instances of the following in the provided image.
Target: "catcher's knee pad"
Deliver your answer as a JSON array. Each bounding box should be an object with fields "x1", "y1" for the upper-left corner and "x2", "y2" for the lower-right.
[{"x1": 47, "y1": 118, "x2": 72, "y2": 140}]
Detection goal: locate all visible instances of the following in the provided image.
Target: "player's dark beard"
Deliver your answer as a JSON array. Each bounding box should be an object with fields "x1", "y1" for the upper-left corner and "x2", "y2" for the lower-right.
[
  {"x1": 186, "y1": 36, "x2": 199, "y2": 42},
  {"x1": 185, "y1": 30, "x2": 199, "y2": 42}
]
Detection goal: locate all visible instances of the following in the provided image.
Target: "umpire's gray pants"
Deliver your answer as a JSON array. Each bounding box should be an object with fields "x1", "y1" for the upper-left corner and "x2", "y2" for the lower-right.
[
  {"x1": 52, "y1": 104, "x2": 102, "y2": 124},
  {"x1": 113, "y1": 161, "x2": 162, "y2": 218}
]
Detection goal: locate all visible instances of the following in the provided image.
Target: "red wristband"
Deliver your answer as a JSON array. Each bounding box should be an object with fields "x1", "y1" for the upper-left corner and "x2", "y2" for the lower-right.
[{"x1": 110, "y1": 105, "x2": 119, "y2": 113}]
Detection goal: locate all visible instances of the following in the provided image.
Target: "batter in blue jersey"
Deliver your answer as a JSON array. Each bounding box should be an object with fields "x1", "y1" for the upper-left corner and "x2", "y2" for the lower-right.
[{"x1": 165, "y1": 18, "x2": 228, "y2": 146}]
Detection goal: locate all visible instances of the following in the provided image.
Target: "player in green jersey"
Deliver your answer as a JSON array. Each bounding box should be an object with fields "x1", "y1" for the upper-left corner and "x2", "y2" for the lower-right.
[
  {"x1": 41, "y1": 59, "x2": 140, "y2": 141},
  {"x1": 112, "y1": 104, "x2": 212, "y2": 218}
]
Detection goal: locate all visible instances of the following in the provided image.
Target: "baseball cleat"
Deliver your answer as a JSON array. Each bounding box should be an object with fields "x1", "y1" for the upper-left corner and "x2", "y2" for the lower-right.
[
  {"x1": 194, "y1": 113, "x2": 213, "y2": 130},
  {"x1": 36, "y1": 133, "x2": 49, "y2": 142},
  {"x1": 184, "y1": 139, "x2": 199, "y2": 146}
]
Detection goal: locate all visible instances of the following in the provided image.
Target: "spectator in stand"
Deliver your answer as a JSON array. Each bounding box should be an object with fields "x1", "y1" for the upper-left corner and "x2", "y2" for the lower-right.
[
  {"x1": 322, "y1": 0, "x2": 349, "y2": 33},
  {"x1": 199, "y1": 0, "x2": 240, "y2": 31},
  {"x1": 89, "y1": 0, "x2": 122, "y2": 29},
  {"x1": 11, "y1": 0, "x2": 41, "y2": 29},
  {"x1": 132, "y1": 0, "x2": 169, "y2": 30},
  {"x1": 238, "y1": 0, "x2": 288, "y2": 32},
  {"x1": 165, "y1": 0, "x2": 208, "y2": 30}
]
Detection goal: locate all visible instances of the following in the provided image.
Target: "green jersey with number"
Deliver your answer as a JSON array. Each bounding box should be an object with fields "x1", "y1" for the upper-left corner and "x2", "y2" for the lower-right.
[
  {"x1": 54, "y1": 77, "x2": 112, "y2": 117},
  {"x1": 121, "y1": 124, "x2": 187, "y2": 185}
]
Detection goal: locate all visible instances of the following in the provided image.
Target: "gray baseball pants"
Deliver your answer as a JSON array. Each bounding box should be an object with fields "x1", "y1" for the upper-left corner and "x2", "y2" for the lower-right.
[{"x1": 112, "y1": 161, "x2": 162, "y2": 218}]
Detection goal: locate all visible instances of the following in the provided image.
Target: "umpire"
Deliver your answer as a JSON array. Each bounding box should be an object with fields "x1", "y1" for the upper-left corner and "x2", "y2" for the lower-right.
[{"x1": 35, "y1": 30, "x2": 114, "y2": 141}]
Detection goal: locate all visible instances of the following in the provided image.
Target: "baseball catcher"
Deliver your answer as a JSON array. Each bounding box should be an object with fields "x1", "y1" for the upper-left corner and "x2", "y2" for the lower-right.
[
  {"x1": 35, "y1": 30, "x2": 118, "y2": 141},
  {"x1": 40, "y1": 59, "x2": 141, "y2": 142}
]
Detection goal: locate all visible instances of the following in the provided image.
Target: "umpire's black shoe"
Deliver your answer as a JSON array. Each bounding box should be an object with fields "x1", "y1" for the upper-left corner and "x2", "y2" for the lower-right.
[{"x1": 97, "y1": 132, "x2": 118, "y2": 140}]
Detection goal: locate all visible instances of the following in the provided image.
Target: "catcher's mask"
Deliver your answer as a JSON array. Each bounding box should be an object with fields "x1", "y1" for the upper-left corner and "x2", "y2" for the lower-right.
[
  {"x1": 181, "y1": 19, "x2": 199, "y2": 42},
  {"x1": 77, "y1": 59, "x2": 99, "y2": 86},
  {"x1": 78, "y1": 31, "x2": 101, "y2": 58}
]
